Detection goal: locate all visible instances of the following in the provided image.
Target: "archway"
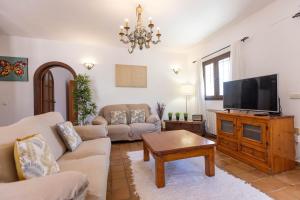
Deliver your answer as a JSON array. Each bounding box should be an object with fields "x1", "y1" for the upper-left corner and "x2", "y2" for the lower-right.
[{"x1": 34, "y1": 61, "x2": 77, "y2": 122}]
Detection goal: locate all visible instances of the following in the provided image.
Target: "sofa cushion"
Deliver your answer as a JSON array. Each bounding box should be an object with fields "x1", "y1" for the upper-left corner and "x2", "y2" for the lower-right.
[
  {"x1": 56, "y1": 122, "x2": 82, "y2": 151},
  {"x1": 107, "y1": 124, "x2": 131, "y2": 141},
  {"x1": 127, "y1": 104, "x2": 150, "y2": 119},
  {"x1": 58, "y1": 155, "x2": 109, "y2": 200},
  {"x1": 0, "y1": 112, "x2": 66, "y2": 182},
  {"x1": 14, "y1": 134, "x2": 60, "y2": 180},
  {"x1": 110, "y1": 111, "x2": 127, "y2": 125},
  {"x1": 130, "y1": 109, "x2": 146, "y2": 123},
  {"x1": 101, "y1": 104, "x2": 128, "y2": 124},
  {"x1": 58, "y1": 138, "x2": 111, "y2": 161},
  {"x1": 74, "y1": 125, "x2": 108, "y2": 141},
  {"x1": 0, "y1": 171, "x2": 88, "y2": 200}
]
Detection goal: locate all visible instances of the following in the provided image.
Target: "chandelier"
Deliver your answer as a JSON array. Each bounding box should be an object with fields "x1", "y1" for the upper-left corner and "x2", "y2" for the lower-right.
[{"x1": 118, "y1": 4, "x2": 162, "y2": 54}]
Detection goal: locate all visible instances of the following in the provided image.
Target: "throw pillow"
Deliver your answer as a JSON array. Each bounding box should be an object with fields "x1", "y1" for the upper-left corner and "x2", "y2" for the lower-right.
[
  {"x1": 56, "y1": 121, "x2": 82, "y2": 151},
  {"x1": 130, "y1": 109, "x2": 146, "y2": 123},
  {"x1": 110, "y1": 110, "x2": 127, "y2": 125},
  {"x1": 14, "y1": 134, "x2": 60, "y2": 180}
]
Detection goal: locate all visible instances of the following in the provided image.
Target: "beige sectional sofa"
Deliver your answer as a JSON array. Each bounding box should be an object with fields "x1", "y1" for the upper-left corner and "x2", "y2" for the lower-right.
[
  {"x1": 92, "y1": 104, "x2": 161, "y2": 141},
  {"x1": 0, "y1": 112, "x2": 110, "y2": 200}
]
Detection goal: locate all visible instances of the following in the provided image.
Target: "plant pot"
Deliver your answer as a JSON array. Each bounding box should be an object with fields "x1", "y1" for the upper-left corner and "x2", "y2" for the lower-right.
[
  {"x1": 184, "y1": 116, "x2": 188, "y2": 121},
  {"x1": 168, "y1": 116, "x2": 172, "y2": 120},
  {"x1": 176, "y1": 116, "x2": 180, "y2": 120}
]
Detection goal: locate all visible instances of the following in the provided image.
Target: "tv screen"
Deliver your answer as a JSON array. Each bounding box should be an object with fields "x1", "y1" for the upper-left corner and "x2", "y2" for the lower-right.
[{"x1": 223, "y1": 74, "x2": 278, "y2": 112}]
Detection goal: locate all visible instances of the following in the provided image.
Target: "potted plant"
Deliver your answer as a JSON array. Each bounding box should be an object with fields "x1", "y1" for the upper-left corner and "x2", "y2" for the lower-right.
[
  {"x1": 73, "y1": 74, "x2": 97, "y2": 125},
  {"x1": 168, "y1": 112, "x2": 173, "y2": 120},
  {"x1": 184, "y1": 113, "x2": 188, "y2": 121},
  {"x1": 175, "y1": 112, "x2": 180, "y2": 121}
]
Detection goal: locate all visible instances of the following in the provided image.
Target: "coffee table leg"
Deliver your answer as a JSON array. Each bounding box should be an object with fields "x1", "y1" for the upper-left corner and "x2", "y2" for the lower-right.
[
  {"x1": 155, "y1": 157, "x2": 165, "y2": 188},
  {"x1": 143, "y1": 141, "x2": 150, "y2": 161},
  {"x1": 205, "y1": 148, "x2": 215, "y2": 176}
]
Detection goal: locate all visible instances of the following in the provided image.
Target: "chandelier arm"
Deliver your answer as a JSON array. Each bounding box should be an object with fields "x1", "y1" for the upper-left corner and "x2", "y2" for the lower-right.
[{"x1": 152, "y1": 39, "x2": 161, "y2": 44}]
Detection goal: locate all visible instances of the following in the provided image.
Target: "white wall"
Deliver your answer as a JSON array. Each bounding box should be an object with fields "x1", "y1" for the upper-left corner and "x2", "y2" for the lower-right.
[
  {"x1": 188, "y1": 0, "x2": 300, "y2": 160},
  {"x1": 50, "y1": 67, "x2": 73, "y2": 120},
  {"x1": 0, "y1": 35, "x2": 195, "y2": 126}
]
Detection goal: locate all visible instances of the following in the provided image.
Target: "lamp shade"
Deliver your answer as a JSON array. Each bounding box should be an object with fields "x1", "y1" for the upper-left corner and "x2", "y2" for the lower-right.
[{"x1": 181, "y1": 84, "x2": 194, "y2": 96}]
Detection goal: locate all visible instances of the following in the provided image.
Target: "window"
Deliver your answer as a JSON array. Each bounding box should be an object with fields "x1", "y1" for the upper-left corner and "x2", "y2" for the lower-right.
[{"x1": 203, "y1": 52, "x2": 230, "y2": 100}]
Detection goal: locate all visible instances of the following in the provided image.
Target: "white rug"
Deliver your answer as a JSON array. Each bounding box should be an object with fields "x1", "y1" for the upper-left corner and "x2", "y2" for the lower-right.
[{"x1": 128, "y1": 151, "x2": 272, "y2": 200}]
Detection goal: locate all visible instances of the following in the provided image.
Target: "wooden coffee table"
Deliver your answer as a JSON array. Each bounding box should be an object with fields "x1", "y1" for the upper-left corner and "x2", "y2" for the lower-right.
[{"x1": 142, "y1": 130, "x2": 216, "y2": 188}]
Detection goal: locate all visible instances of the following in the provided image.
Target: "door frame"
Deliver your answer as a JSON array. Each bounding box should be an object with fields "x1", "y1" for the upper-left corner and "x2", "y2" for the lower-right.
[{"x1": 34, "y1": 61, "x2": 76, "y2": 118}]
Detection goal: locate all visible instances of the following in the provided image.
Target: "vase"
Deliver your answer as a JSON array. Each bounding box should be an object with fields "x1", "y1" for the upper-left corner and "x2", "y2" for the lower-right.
[
  {"x1": 184, "y1": 116, "x2": 188, "y2": 121},
  {"x1": 176, "y1": 116, "x2": 180, "y2": 120},
  {"x1": 168, "y1": 116, "x2": 172, "y2": 120}
]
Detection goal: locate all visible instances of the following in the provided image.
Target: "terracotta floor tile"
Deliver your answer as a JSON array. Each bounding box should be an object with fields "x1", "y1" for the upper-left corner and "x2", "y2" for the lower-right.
[
  {"x1": 110, "y1": 159, "x2": 123, "y2": 166},
  {"x1": 215, "y1": 151, "x2": 230, "y2": 160},
  {"x1": 235, "y1": 169, "x2": 268, "y2": 182},
  {"x1": 111, "y1": 187, "x2": 130, "y2": 200},
  {"x1": 274, "y1": 170, "x2": 300, "y2": 185},
  {"x1": 112, "y1": 179, "x2": 129, "y2": 191},
  {"x1": 112, "y1": 170, "x2": 126, "y2": 180},
  {"x1": 111, "y1": 165, "x2": 124, "y2": 172},
  {"x1": 223, "y1": 163, "x2": 252, "y2": 176},
  {"x1": 251, "y1": 176, "x2": 289, "y2": 193},
  {"x1": 268, "y1": 184, "x2": 300, "y2": 200},
  {"x1": 232, "y1": 161, "x2": 256, "y2": 172}
]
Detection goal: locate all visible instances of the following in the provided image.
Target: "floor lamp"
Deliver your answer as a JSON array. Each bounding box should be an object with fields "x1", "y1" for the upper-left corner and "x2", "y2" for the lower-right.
[{"x1": 181, "y1": 84, "x2": 195, "y2": 113}]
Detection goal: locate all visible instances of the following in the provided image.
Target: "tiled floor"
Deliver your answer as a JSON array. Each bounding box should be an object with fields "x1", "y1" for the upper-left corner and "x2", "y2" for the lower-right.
[{"x1": 107, "y1": 141, "x2": 300, "y2": 200}]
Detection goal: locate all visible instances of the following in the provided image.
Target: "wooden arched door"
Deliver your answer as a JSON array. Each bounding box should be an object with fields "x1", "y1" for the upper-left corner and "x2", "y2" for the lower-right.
[
  {"x1": 34, "y1": 61, "x2": 77, "y2": 123},
  {"x1": 41, "y1": 70, "x2": 55, "y2": 113}
]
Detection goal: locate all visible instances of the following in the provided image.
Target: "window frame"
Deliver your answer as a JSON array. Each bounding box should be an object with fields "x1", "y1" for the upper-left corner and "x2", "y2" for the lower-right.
[{"x1": 202, "y1": 52, "x2": 231, "y2": 100}]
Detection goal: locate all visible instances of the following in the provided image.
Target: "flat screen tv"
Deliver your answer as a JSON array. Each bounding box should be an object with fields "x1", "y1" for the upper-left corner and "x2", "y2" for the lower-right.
[{"x1": 223, "y1": 74, "x2": 278, "y2": 112}]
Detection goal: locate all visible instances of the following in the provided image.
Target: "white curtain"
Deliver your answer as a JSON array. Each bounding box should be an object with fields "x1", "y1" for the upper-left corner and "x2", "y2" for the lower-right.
[
  {"x1": 195, "y1": 61, "x2": 206, "y2": 115},
  {"x1": 230, "y1": 40, "x2": 245, "y2": 80}
]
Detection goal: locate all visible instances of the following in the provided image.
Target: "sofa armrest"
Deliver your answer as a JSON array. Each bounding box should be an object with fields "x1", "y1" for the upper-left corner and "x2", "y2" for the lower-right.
[
  {"x1": 92, "y1": 116, "x2": 108, "y2": 125},
  {"x1": 0, "y1": 171, "x2": 88, "y2": 200},
  {"x1": 146, "y1": 114, "x2": 161, "y2": 131},
  {"x1": 74, "y1": 125, "x2": 108, "y2": 141}
]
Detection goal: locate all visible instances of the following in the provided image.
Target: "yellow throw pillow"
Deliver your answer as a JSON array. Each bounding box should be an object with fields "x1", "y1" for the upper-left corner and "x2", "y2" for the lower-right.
[{"x1": 14, "y1": 134, "x2": 60, "y2": 180}]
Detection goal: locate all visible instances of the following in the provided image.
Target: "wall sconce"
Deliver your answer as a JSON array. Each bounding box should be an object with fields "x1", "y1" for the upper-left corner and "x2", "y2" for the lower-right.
[
  {"x1": 83, "y1": 63, "x2": 95, "y2": 70},
  {"x1": 171, "y1": 66, "x2": 181, "y2": 75}
]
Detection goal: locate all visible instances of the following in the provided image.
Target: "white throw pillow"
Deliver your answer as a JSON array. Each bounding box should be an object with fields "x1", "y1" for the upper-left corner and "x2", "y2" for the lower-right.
[{"x1": 56, "y1": 121, "x2": 82, "y2": 151}]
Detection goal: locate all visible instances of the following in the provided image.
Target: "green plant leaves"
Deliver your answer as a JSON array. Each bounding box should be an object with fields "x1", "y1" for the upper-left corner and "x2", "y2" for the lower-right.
[{"x1": 73, "y1": 74, "x2": 97, "y2": 125}]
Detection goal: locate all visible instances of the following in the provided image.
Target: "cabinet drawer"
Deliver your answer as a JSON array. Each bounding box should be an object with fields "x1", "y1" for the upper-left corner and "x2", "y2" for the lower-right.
[
  {"x1": 165, "y1": 123, "x2": 181, "y2": 130},
  {"x1": 218, "y1": 137, "x2": 238, "y2": 152},
  {"x1": 240, "y1": 143, "x2": 268, "y2": 163}
]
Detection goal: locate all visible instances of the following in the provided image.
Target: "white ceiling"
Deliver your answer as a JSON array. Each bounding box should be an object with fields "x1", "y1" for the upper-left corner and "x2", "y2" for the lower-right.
[{"x1": 0, "y1": 0, "x2": 274, "y2": 49}]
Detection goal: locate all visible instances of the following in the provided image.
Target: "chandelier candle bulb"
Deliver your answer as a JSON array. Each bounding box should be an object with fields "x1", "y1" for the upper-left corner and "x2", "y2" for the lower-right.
[{"x1": 124, "y1": 18, "x2": 129, "y2": 27}]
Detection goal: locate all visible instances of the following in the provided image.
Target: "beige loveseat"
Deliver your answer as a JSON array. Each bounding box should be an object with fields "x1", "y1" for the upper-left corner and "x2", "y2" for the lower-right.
[
  {"x1": 92, "y1": 104, "x2": 161, "y2": 141},
  {"x1": 0, "y1": 112, "x2": 110, "y2": 200}
]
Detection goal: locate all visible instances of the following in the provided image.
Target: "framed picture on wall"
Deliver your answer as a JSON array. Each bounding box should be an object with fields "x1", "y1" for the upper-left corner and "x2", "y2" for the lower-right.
[
  {"x1": 0, "y1": 56, "x2": 28, "y2": 81},
  {"x1": 115, "y1": 64, "x2": 147, "y2": 88}
]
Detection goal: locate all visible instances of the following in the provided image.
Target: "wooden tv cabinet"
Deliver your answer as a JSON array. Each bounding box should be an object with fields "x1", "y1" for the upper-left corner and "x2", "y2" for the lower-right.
[{"x1": 216, "y1": 112, "x2": 295, "y2": 174}]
